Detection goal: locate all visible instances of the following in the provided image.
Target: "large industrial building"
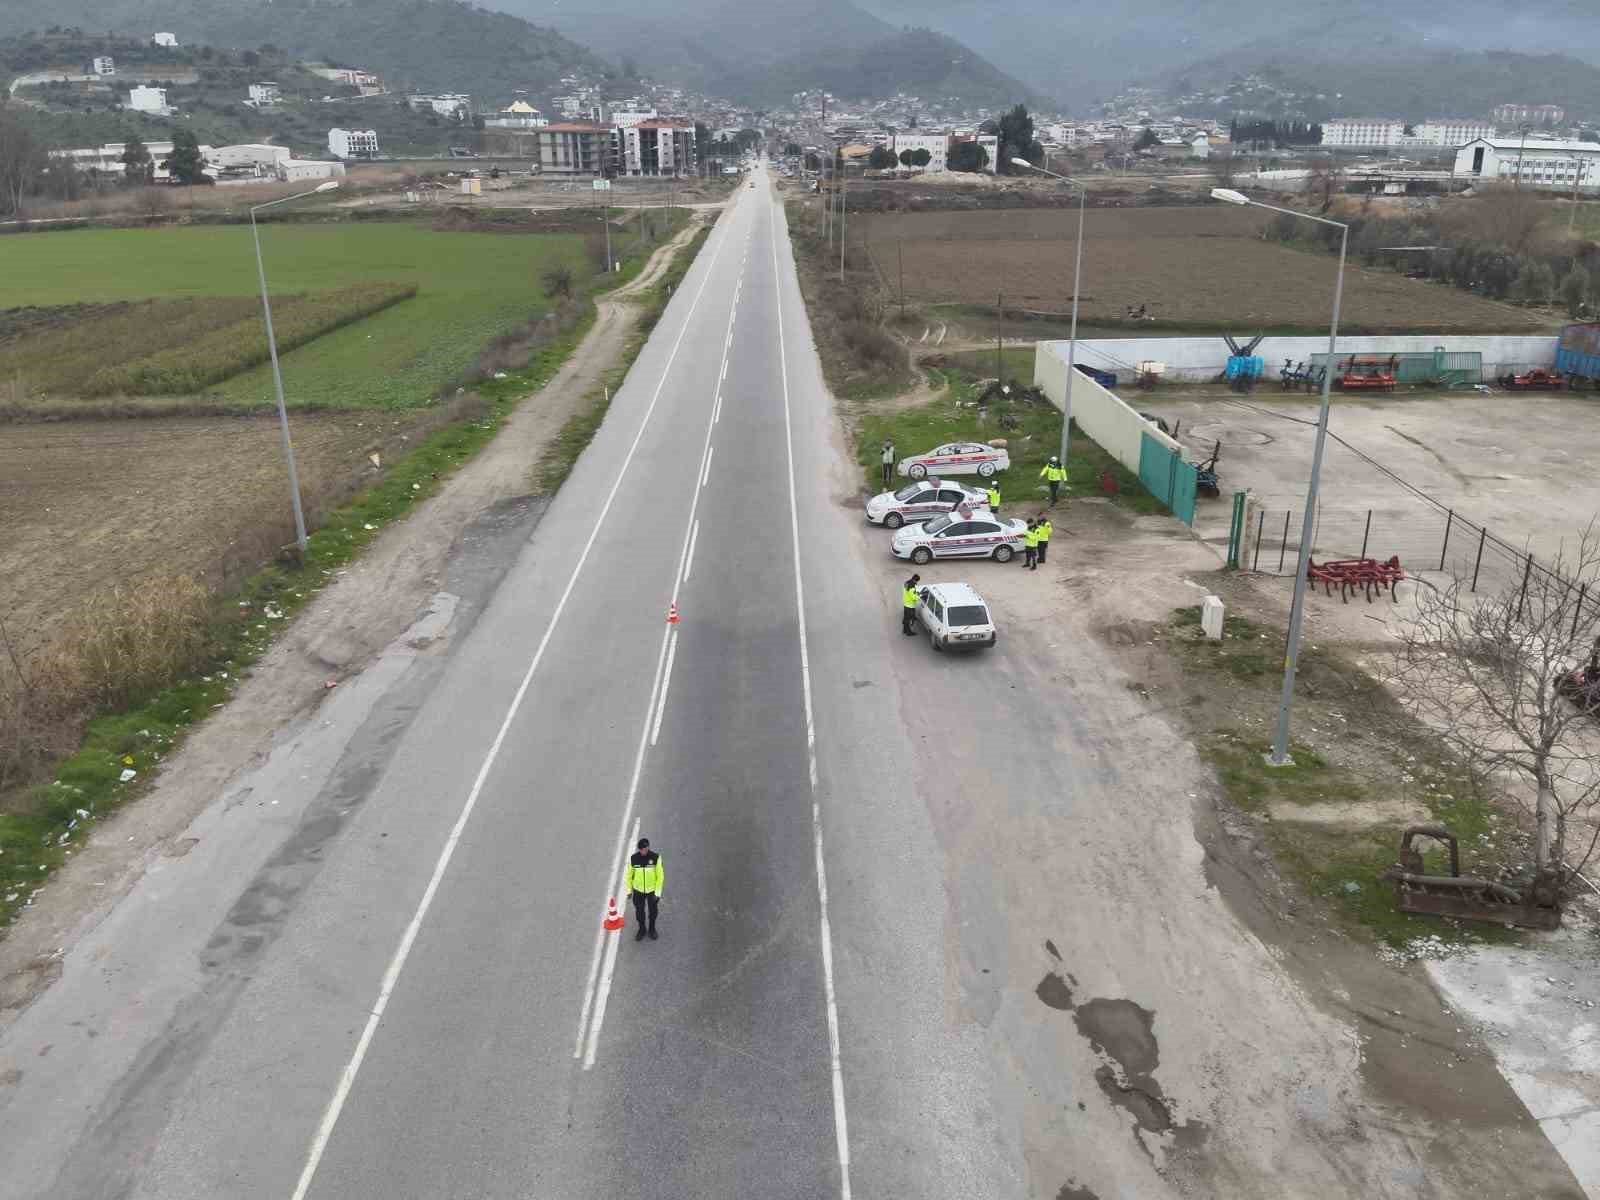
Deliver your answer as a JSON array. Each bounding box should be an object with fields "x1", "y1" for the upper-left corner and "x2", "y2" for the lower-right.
[{"x1": 1454, "y1": 136, "x2": 1600, "y2": 191}]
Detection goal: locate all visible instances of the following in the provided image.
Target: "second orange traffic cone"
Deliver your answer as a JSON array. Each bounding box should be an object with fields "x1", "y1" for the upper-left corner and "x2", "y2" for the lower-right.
[{"x1": 603, "y1": 897, "x2": 625, "y2": 931}]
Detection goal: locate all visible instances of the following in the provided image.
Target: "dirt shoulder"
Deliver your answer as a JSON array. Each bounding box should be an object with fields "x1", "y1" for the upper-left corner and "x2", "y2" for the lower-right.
[{"x1": 0, "y1": 214, "x2": 712, "y2": 1018}]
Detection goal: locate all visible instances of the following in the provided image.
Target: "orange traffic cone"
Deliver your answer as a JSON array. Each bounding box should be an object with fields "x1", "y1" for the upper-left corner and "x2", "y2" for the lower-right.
[
  {"x1": 667, "y1": 602, "x2": 679, "y2": 624},
  {"x1": 603, "y1": 897, "x2": 625, "y2": 931}
]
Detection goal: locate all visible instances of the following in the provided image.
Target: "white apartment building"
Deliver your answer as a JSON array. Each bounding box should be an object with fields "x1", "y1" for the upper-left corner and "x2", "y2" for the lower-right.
[
  {"x1": 617, "y1": 119, "x2": 696, "y2": 176},
  {"x1": 247, "y1": 82, "x2": 282, "y2": 106},
  {"x1": 152, "y1": 32, "x2": 177, "y2": 47},
  {"x1": 328, "y1": 128, "x2": 379, "y2": 159},
  {"x1": 1411, "y1": 120, "x2": 1496, "y2": 147},
  {"x1": 90, "y1": 56, "x2": 115, "y2": 76},
  {"x1": 1454, "y1": 136, "x2": 1600, "y2": 191},
  {"x1": 891, "y1": 132, "x2": 949, "y2": 172},
  {"x1": 408, "y1": 93, "x2": 471, "y2": 120},
  {"x1": 127, "y1": 85, "x2": 169, "y2": 114},
  {"x1": 1321, "y1": 118, "x2": 1405, "y2": 148}
]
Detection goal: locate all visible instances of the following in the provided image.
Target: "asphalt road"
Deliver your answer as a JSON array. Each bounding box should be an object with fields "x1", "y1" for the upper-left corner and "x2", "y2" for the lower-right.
[{"x1": 0, "y1": 171, "x2": 1005, "y2": 1198}]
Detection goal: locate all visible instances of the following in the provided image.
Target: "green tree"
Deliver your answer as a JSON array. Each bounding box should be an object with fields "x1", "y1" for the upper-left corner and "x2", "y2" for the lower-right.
[
  {"x1": 120, "y1": 132, "x2": 153, "y2": 185},
  {"x1": 996, "y1": 104, "x2": 1035, "y2": 174},
  {"x1": 1560, "y1": 263, "x2": 1590, "y2": 316},
  {"x1": 784, "y1": 142, "x2": 801, "y2": 157},
  {"x1": 912, "y1": 147, "x2": 931, "y2": 167},
  {"x1": 898, "y1": 148, "x2": 913, "y2": 167},
  {"x1": 163, "y1": 127, "x2": 207, "y2": 185},
  {"x1": 868, "y1": 144, "x2": 897, "y2": 170},
  {"x1": 948, "y1": 140, "x2": 989, "y2": 172},
  {"x1": 1133, "y1": 126, "x2": 1160, "y2": 151}
]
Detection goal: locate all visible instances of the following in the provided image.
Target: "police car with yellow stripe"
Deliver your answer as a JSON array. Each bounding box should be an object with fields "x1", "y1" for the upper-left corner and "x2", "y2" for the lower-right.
[
  {"x1": 890, "y1": 510, "x2": 1029, "y2": 564},
  {"x1": 865, "y1": 479, "x2": 991, "y2": 528},
  {"x1": 898, "y1": 441, "x2": 1010, "y2": 480}
]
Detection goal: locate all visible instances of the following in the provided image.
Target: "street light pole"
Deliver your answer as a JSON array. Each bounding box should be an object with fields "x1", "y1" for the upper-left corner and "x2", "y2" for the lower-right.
[
  {"x1": 250, "y1": 180, "x2": 341, "y2": 557},
  {"x1": 1015, "y1": 159, "x2": 1085, "y2": 470},
  {"x1": 1211, "y1": 187, "x2": 1348, "y2": 766}
]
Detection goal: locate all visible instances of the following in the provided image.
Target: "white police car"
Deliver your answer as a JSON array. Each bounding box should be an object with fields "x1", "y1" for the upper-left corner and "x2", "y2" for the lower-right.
[
  {"x1": 898, "y1": 441, "x2": 1010, "y2": 480},
  {"x1": 890, "y1": 511, "x2": 1028, "y2": 564},
  {"x1": 865, "y1": 479, "x2": 990, "y2": 528},
  {"x1": 917, "y1": 581, "x2": 997, "y2": 651}
]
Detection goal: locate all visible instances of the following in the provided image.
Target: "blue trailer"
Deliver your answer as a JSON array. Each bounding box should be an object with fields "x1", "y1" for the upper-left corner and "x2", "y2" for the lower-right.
[{"x1": 1555, "y1": 322, "x2": 1600, "y2": 387}]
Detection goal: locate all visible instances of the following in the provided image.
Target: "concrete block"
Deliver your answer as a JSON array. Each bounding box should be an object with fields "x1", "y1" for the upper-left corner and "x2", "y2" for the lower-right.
[{"x1": 1201, "y1": 595, "x2": 1224, "y2": 641}]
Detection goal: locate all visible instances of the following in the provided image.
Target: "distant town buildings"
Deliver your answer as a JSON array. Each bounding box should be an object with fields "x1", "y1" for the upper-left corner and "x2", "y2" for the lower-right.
[
  {"x1": 328, "y1": 128, "x2": 380, "y2": 159},
  {"x1": 1493, "y1": 103, "x2": 1566, "y2": 127},
  {"x1": 309, "y1": 66, "x2": 383, "y2": 95},
  {"x1": 406, "y1": 94, "x2": 472, "y2": 121},
  {"x1": 1413, "y1": 119, "x2": 1496, "y2": 146},
  {"x1": 616, "y1": 119, "x2": 697, "y2": 176},
  {"x1": 1321, "y1": 119, "x2": 1405, "y2": 149},
  {"x1": 127, "y1": 85, "x2": 169, "y2": 115},
  {"x1": 247, "y1": 82, "x2": 282, "y2": 106},
  {"x1": 152, "y1": 32, "x2": 177, "y2": 47},
  {"x1": 89, "y1": 56, "x2": 114, "y2": 76}
]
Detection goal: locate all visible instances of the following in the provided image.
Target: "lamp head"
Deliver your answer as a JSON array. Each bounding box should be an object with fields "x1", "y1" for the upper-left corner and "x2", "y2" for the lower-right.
[
  {"x1": 314, "y1": 181, "x2": 341, "y2": 193},
  {"x1": 1210, "y1": 187, "x2": 1251, "y2": 205}
]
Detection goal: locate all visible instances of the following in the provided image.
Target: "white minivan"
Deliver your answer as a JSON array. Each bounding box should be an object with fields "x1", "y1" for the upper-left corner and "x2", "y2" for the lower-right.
[{"x1": 916, "y1": 581, "x2": 997, "y2": 652}]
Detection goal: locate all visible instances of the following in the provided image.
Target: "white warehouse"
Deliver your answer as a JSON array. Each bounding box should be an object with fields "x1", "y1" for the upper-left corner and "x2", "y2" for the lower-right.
[{"x1": 1454, "y1": 137, "x2": 1600, "y2": 191}]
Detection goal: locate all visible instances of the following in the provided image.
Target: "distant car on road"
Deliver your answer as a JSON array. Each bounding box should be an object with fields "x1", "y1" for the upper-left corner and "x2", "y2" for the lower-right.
[
  {"x1": 891, "y1": 511, "x2": 1028, "y2": 564},
  {"x1": 898, "y1": 442, "x2": 1010, "y2": 480},
  {"x1": 916, "y1": 581, "x2": 997, "y2": 651},
  {"x1": 865, "y1": 479, "x2": 990, "y2": 528}
]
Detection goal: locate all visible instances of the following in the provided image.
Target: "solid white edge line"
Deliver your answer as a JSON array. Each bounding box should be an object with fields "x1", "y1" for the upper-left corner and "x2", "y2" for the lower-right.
[
  {"x1": 650, "y1": 629, "x2": 679, "y2": 747},
  {"x1": 684, "y1": 519, "x2": 700, "y2": 582},
  {"x1": 575, "y1": 193, "x2": 751, "y2": 1069},
  {"x1": 769, "y1": 189, "x2": 852, "y2": 1198},
  {"x1": 291, "y1": 191, "x2": 738, "y2": 1200},
  {"x1": 701, "y1": 444, "x2": 714, "y2": 488},
  {"x1": 713, "y1": 393, "x2": 722, "y2": 425}
]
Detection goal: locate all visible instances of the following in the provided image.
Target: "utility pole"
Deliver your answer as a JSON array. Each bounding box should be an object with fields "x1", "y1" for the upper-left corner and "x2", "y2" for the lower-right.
[
  {"x1": 839, "y1": 160, "x2": 847, "y2": 281},
  {"x1": 898, "y1": 239, "x2": 905, "y2": 318},
  {"x1": 996, "y1": 292, "x2": 1004, "y2": 379},
  {"x1": 1570, "y1": 158, "x2": 1587, "y2": 238},
  {"x1": 1515, "y1": 124, "x2": 1530, "y2": 190}
]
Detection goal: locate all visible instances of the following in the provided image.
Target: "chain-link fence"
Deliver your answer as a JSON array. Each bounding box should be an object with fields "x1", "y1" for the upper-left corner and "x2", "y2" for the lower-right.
[{"x1": 1238, "y1": 498, "x2": 1600, "y2": 638}]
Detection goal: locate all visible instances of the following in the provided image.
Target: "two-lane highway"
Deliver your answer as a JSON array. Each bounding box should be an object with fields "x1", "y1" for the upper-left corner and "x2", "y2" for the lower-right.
[{"x1": 1, "y1": 171, "x2": 1007, "y2": 1199}]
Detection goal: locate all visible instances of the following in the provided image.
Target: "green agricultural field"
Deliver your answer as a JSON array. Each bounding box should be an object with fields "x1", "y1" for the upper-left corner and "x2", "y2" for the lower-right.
[{"x1": 0, "y1": 223, "x2": 599, "y2": 410}]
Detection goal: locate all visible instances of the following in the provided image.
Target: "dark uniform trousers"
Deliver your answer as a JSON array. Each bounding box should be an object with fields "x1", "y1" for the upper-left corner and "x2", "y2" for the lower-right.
[{"x1": 632, "y1": 891, "x2": 658, "y2": 932}]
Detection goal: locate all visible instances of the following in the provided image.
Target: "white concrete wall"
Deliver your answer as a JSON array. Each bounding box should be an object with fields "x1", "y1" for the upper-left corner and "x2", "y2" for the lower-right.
[
  {"x1": 1040, "y1": 335, "x2": 1558, "y2": 382},
  {"x1": 1036, "y1": 344, "x2": 1187, "y2": 473}
]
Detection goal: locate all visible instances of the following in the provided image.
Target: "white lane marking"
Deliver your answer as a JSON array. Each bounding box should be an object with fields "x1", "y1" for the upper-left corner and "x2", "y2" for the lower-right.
[
  {"x1": 701, "y1": 444, "x2": 714, "y2": 488},
  {"x1": 684, "y1": 519, "x2": 701, "y2": 581},
  {"x1": 572, "y1": 623, "x2": 671, "y2": 1060},
  {"x1": 722, "y1": 358, "x2": 729, "y2": 381},
  {"x1": 650, "y1": 629, "x2": 680, "y2": 747},
  {"x1": 770, "y1": 188, "x2": 852, "y2": 1199},
  {"x1": 713, "y1": 392, "x2": 722, "y2": 425},
  {"x1": 577, "y1": 205, "x2": 750, "y2": 1069},
  {"x1": 291, "y1": 189, "x2": 740, "y2": 1200}
]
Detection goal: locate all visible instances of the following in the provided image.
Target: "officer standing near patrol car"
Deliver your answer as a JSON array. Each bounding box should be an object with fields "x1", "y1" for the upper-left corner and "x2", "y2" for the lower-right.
[
  {"x1": 881, "y1": 439, "x2": 897, "y2": 488},
  {"x1": 902, "y1": 574, "x2": 922, "y2": 635}
]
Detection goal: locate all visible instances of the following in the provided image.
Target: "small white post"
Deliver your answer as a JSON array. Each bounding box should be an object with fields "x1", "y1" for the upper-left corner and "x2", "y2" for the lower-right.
[{"x1": 1201, "y1": 595, "x2": 1225, "y2": 641}]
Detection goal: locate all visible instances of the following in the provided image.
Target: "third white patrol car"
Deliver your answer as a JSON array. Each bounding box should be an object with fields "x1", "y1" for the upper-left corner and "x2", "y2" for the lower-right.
[
  {"x1": 898, "y1": 441, "x2": 1010, "y2": 480},
  {"x1": 890, "y1": 511, "x2": 1029, "y2": 564},
  {"x1": 865, "y1": 480, "x2": 990, "y2": 528}
]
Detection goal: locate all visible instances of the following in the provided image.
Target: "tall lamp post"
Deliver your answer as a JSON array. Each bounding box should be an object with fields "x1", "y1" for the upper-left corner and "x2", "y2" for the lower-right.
[
  {"x1": 1211, "y1": 186, "x2": 1349, "y2": 766},
  {"x1": 250, "y1": 180, "x2": 341, "y2": 556},
  {"x1": 1013, "y1": 158, "x2": 1086, "y2": 471}
]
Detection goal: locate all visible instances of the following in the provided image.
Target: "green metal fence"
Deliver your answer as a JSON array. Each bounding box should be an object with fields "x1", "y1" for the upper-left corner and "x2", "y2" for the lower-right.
[{"x1": 1309, "y1": 349, "x2": 1482, "y2": 387}]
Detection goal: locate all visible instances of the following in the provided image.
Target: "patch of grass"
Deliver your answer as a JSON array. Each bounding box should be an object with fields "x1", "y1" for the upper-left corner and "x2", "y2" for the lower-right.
[
  {"x1": 934, "y1": 346, "x2": 1037, "y2": 381},
  {"x1": 852, "y1": 366, "x2": 1164, "y2": 515},
  {"x1": 0, "y1": 223, "x2": 597, "y2": 411},
  {"x1": 0, "y1": 217, "x2": 711, "y2": 929},
  {"x1": 1158, "y1": 602, "x2": 1523, "y2": 950}
]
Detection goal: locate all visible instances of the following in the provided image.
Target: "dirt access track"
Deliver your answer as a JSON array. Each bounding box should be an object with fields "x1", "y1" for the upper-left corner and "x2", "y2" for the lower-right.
[
  {"x1": 860, "y1": 207, "x2": 1557, "y2": 332},
  {"x1": 0, "y1": 215, "x2": 712, "y2": 1012}
]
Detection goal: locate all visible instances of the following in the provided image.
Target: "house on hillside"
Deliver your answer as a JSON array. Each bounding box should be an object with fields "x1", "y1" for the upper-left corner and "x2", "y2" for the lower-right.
[
  {"x1": 484, "y1": 100, "x2": 547, "y2": 129},
  {"x1": 247, "y1": 82, "x2": 282, "y2": 107},
  {"x1": 328, "y1": 128, "x2": 379, "y2": 159},
  {"x1": 127, "y1": 85, "x2": 169, "y2": 115},
  {"x1": 152, "y1": 32, "x2": 177, "y2": 47},
  {"x1": 89, "y1": 55, "x2": 114, "y2": 76}
]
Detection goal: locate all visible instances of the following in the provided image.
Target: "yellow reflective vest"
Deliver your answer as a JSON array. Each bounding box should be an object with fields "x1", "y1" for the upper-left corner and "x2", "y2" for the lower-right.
[
  {"x1": 902, "y1": 585, "x2": 919, "y2": 609},
  {"x1": 1024, "y1": 526, "x2": 1040, "y2": 548},
  {"x1": 1040, "y1": 463, "x2": 1067, "y2": 483},
  {"x1": 1039, "y1": 519, "x2": 1053, "y2": 542},
  {"x1": 986, "y1": 485, "x2": 1000, "y2": 506},
  {"x1": 626, "y1": 852, "x2": 663, "y2": 897}
]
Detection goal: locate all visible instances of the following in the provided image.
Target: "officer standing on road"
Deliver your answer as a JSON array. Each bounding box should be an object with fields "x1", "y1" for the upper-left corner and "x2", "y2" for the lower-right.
[
  {"x1": 986, "y1": 479, "x2": 1001, "y2": 517},
  {"x1": 1022, "y1": 519, "x2": 1038, "y2": 570},
  {"x1": 1036, "y1": 514, "x2": 1052, "y2": 565},
  {"x1": 881, "y1": 439, "x2": 897, "y2": 489},
  {"x1": 626, "y1": 837, "x2": 663, "y2": 941},
  {"x1": 1040, "y1": 457, "x2": 1067, "y2": 505},
  {"x1": 902, "y1": 573, "x2": 921, "y2": 636}
]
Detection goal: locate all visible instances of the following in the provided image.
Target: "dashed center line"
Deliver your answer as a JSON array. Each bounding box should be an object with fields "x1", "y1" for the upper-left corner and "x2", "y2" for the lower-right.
[{"x1": 701, "y1": 444, "x2": 715, "y2": 487}]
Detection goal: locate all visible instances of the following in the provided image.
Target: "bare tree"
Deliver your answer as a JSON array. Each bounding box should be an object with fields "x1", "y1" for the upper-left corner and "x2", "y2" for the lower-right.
[
  {"x1": 1207, "y1": 147, "x2": 1237, "y2": 189},
  {"x1": 1386, "y1": 526, "x2": 1600, "y2": 891},
  {"x1": 1441, "y1": 183, "x2": 1549, "y2": 254},
  {"x1": 137, "y1": 185, "x2": 172, "y2": 221},
  {"x1": 1304, "y1": 156, "x2": 1346, "y2": 213},
  {"x1": 0, "y1": 108, "x2": 47, "y2": 217}
]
